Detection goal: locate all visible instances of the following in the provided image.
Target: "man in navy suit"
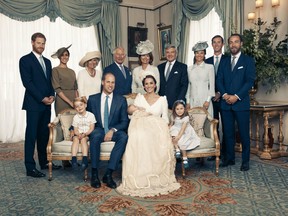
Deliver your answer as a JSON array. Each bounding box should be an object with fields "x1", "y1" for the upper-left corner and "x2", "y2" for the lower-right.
[
  {"x1": 19, "y1": 32, "x2": 60, "y2": 178},
  {"x1": 104, "y1": 47, "x2": 132, "y2": 95},
  {"x1": 216, "y1": 33, "x2": 255, "y2": 171},
  {"x1": 205, "y1": 35, "x2": 227, "y2": 161},
  {"x1": 158, "y1": 45, "x2": 188, "y2": 109},
  {"x1": 87, "y1": 73, "x2": 129, "y2": 189}
]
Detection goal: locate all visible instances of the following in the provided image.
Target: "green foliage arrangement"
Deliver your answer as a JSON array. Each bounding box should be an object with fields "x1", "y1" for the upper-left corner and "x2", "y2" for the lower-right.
[{"x1": 242, "y1": 17, "x2": 288, "y2": 93}]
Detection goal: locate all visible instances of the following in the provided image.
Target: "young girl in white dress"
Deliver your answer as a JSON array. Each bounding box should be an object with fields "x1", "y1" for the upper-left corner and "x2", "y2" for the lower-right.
[{"x1": 169, "y1": 100, "x2": 200, "y2": 168}]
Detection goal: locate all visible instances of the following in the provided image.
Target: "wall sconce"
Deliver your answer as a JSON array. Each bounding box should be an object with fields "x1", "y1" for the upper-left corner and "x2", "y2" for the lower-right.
[
  {"x1": 271, "y1": 0, "x2": 280, "y2": 7},
  {"x1": 255, "y1": 0, "x2": 263, "y2": 8},
  {"x1": 137, "y1": 22, "x2": 145, "y2": 27},
  {"x1": 248, "y1": 12, "x2": 256, "y2": 21},
  {"x1": 157, "y1": 22, "x2": 165, "y2": 28}
]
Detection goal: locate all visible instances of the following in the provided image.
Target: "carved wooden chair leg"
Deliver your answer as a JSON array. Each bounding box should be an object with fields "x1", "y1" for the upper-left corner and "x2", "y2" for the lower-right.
[
  {"x1": 215, "y1": 156, "x2": 220, "y2": 176},
  {"x1": 48, "y1": 161, "x2": 53, "y2": 181},
  {"x1": 181, "y1": 162, "x2": 186, "y2": 178},
  {"x1": 84, "y1": 169, "x2": 88, "y2": 181}
]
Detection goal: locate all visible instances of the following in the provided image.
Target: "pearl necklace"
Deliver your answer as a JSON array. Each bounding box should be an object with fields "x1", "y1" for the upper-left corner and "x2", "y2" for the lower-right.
[{"x1": 86, "y1": 68, "x2": 96, "y2": 77}]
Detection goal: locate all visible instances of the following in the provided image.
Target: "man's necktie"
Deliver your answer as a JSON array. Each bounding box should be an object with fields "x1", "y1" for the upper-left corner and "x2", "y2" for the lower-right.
[
  {"x1": 165, "y1": 63, "x2": 172, "y2": 81},
  {"x1": 120, "y1": 65, "x2": 126, "y2": 79},
  {"x1": 214, "y1": 56, "x2": 219, "y2": 74},
  {"x1": 231, "y1": 56, "x2": 236, "y2": 71},
  {"x1": 104, "y1": 95, "x2": 109, "y2": 133},
  {"x1": 39, "y1": 56, "x2": 47, "y2": 78}
]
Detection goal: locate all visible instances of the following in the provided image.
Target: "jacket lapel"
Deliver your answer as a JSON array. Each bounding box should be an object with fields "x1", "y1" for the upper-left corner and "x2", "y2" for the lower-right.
[
  {"x1": 109, "y1": 95, "x2": 117, "y2": 123},
  {"x1": 96, "y1": 95, "x2": 103, "y2": 127},
  {"x1": 167, "y1": 61, "x2": 177, "y2": 81}
]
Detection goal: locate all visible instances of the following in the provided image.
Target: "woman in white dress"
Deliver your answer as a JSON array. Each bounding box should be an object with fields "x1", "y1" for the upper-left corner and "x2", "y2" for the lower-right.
[
  {"x1": 117, "y1": 75, "x2": 180, "y2": 197},
  {"x1": 186, "y1": 41, "x2": 215, "y2": 117},
  {"x1": 77, "y1": 51, "x2": 102, "y2": 99},
  {"x1": 131, "y1": 40, "x2": 160, "y2": 94}
]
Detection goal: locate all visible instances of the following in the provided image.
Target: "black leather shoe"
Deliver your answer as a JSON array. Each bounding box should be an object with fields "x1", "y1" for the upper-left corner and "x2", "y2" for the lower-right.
[
  {"x1": 240, "y1": 162, "x2": 250, "y2": 171},
  {"x1": 91, "y1": 173, "x2": 101, "y2": 188},
  {"x1": 41, "y1": 163, "x2": 62, "y2": 170},
  {"x1": 102, "y1": 174, "x2": 117, "y2": 189},
  {"x1": 220, "y1": 160, "x2": 235, "y2": 167},
  {"x1": 27, "y1": 169, "x2": 46, "y2": 178}
]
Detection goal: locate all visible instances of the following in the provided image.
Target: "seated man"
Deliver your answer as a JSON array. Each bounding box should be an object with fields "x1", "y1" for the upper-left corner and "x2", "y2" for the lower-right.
[{"x1": 87, "y1": 72, "x2": 129, "y2": 189}]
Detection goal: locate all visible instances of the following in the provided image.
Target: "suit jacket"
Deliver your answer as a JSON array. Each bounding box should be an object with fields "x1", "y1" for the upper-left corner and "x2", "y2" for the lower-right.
[
  {"x1": 216, "y1": 53, "x2": 255, "y2": 111},
  {"x1": 19, "y1": 52, "x2": 54, "y2": 111},
  {"x1": 104, "y1": 62, "x2": 132, "y2": 95},
  {"x1": 158, "y1": 61, "x2": 188, "y2": 109},
  {"x1": 205, "y1": 54, "x2": 227, "y2": 92},
  {"x1": 87, "y1": 93, "x2": 129, "y2": 131}
]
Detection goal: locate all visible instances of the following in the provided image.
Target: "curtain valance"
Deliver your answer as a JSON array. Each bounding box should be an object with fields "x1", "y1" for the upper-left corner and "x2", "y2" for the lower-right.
[
  {"x1": 172, "y1": 0, "x2": 243, "y2": 62},
  {"x1": 0, "y1": 0, "x2": 120, "y2": 67}
]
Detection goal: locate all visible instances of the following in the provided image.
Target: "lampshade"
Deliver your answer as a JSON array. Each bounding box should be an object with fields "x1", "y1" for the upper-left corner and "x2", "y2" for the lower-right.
[
  {"x1": 271, "y1": 0, "x2": 280, "y2": 7},
  {"x1": 256, "y1": 0, "x2": 264, "y2": 8},
  {"x1": 248, "y1": 12, "x2": 256, "y2": 21}
]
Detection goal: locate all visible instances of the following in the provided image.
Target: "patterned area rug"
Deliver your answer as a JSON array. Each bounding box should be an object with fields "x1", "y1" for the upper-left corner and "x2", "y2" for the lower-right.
[
  {"x1": 76, "y1": 172, "x2": 237, "y2": 215},
  {"x1": 0, "y1": 142, "x2": 288, "y2": 215}
]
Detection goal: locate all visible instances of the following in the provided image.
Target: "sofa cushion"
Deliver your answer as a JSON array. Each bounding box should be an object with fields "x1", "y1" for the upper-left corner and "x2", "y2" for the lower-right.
[
  {"x1": 59, "y1": 113, "x2": 75, "y2": 141},
  {"x1": 52, "y1": 140, "x2": 115, "y2": 157},
  {"x1": 52, "y1": 140, "x2": 81, "y2": 155},
  {"x1": 188, "y1": 110, "x2": 207, "y2": 137},
  {"x1": 186, "y1": 137, "x2": 215, "y2": 155}
]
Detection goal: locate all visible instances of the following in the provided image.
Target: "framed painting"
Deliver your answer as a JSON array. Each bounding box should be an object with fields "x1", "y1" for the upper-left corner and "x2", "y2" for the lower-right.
[
  {"x1": 157, "y1": 25, "x2": 172, "y2": 60},
  {"x1": 128, "y1": 60, "x2": 139, "y2": 71},
  {"x1": 128, "y1": 26, "x2": 148, "y2": 57}
]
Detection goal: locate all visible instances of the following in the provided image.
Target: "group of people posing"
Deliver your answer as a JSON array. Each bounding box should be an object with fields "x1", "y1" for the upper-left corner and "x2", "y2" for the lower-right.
[{"x1": 19, "y1": 31, "x2": 255, "y2": 197}]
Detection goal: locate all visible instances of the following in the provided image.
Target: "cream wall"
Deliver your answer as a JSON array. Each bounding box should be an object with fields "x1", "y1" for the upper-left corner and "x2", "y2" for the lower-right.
[
  {"x1": 119, "y1": 0, "x2": 172, "y2": 66},
  {"x1": 119, "y1": 0, "x2": 288, "y2": 147}
]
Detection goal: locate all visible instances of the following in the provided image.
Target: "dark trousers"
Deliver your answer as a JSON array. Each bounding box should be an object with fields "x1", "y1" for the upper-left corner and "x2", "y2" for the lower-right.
[
  {"x1": 89, "y1": 128, "x2": 128, "y2": 170},
  {"x1": 24, "y1": 109, "x2": 51, "y2": 171},
  {"x1": 221, "y1": 109, "x2": 250, "y2": 163}
]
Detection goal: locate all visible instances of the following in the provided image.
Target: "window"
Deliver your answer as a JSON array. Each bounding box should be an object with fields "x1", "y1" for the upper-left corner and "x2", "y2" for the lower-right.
[
  {"x1": 0, "y1": 14, "x2": 100, "y2": 142},
  {"x1": 186, "y1": 8, "x2": 223, "y2": 66}
]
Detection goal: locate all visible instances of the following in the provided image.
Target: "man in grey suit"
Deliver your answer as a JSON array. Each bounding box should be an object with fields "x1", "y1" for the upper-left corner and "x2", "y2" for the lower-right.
[
  {"x1": 19, "y1": 32, "x2": 61, "y2": 178},
  {"x1": 87, "y1": 73, "x2": 129, "y2": 189},
  {"x1": 158, "y1": 45, "x2": 188, "y2": 109}
]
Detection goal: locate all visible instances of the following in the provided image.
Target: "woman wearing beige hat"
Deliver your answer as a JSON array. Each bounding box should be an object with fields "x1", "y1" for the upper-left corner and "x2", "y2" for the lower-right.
[
  {"x1": 51, "y1": 45, "x2": 78, "y2": 115},
  {"x1": 186, "y1": 41, "x2": 215, "y2": 117},
  {"x1": 77, "y1": 51, "x2": 102, "y2": 99},
  {"x1": 132, "y1": 40, "x2": 160, "y2": 94}
]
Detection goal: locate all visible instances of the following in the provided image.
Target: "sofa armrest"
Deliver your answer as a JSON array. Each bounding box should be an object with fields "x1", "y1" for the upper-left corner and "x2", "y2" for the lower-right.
[
  {"x1": 204, "y1": 118, "x2": 220, "y2": 150},
  {"x1": 47, "y1": 119, "x2": 64, "y2": 154}
]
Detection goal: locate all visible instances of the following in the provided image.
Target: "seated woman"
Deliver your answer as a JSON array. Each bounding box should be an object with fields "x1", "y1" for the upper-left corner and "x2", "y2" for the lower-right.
[{"x1": 117, "y1": 75, "x2": 180, "y2": 197}]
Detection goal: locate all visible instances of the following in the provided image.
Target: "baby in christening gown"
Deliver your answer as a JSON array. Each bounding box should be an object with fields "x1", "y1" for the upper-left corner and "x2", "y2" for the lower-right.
[{"x1": 117, "y1": 93, "x2": 180, "y2": 197}]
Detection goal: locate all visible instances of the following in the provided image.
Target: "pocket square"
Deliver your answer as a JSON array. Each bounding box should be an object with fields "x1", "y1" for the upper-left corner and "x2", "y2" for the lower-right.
[
  {"x1": 237, "y1": 66, "x2": 243, "y2": 69},
  {"x1": 174, "y1": 71, "x2": 178, "y2": 74}
]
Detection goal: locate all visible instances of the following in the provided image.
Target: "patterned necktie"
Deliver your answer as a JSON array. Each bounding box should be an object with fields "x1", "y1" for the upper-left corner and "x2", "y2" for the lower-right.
[
  {"x1": 104, "y1": 95, "x2": 109, "y2": 133},
  {"x1": 231, "y1": 56, "x2": 236, "y2": 71},
  {"x1": 39, "y1": 56, "x2": 47, "y2": 78},
  {"x1": 120, "y1": 65, "x2": 126, "y2": 79},
  {"x1": 165, "y1": 62, "x2": 172, "y2": 81},
  {"x1": 214, "y1": 56, "x2": 219, "y2": 74}
]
